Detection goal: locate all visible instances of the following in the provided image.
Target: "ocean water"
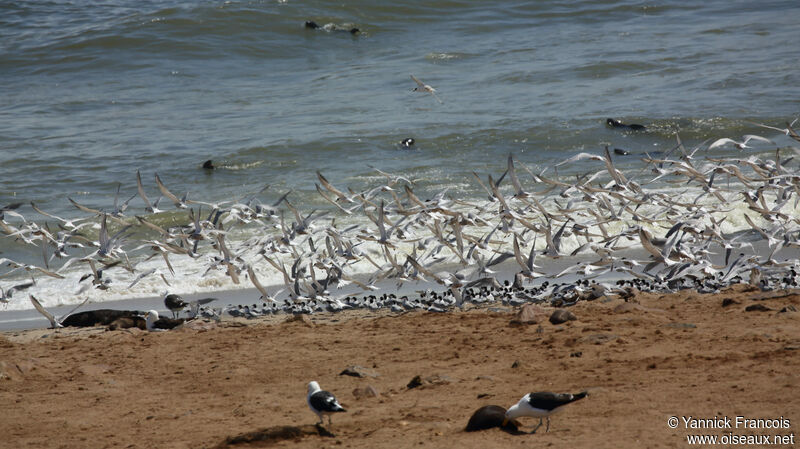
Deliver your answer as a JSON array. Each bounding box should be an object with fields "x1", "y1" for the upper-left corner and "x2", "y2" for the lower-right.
[{"x1": 1, "y1": 0, "x2": 800, "y2": 314}]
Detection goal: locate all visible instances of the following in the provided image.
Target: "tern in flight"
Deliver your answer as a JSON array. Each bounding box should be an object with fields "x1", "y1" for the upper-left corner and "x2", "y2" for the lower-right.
[{"x1": 410, "y1": 74, "x2": 443, "y2": 104}]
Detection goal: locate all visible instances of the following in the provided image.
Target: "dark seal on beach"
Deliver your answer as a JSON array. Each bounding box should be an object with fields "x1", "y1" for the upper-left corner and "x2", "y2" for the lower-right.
[
  {"x1": 465, "y1": 405, "x2": 521, "y2": 433},
  {"x1": 606, "y1": 118, "x2": 646, "y2": 131},
  {"x1": 60, "y1": 309, "x2": 142, "y2": 327}
]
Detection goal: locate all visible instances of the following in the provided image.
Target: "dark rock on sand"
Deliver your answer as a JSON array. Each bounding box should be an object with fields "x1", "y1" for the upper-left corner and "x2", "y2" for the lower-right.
[
  {"x1": 465, "y1": 405, "x2": 521, "y2": 433},
  {"x1": 407, "y1": 375, "x2": 424, "y2": 389},
  {"x1": 549, "y1": 309, "x2": 577, "y2": 324},
  {"x1": 407, "y1": 374, "x2": 454, "y2": 389},
  {"x1": 722, "y1": 298, "x2": 740, "y2": 307},
  {"x1": 352, "y1": 385, "x2": 379, "y2": 400},
  {"x1": 745, "y1": 304, "x2": 771, "y2": 312},
  {"x1": 340, "y1": 365, "x2": 380, "y2": 378},
  {"x1": 509, "y1": 304, "x2": 541, "y2": 326}
]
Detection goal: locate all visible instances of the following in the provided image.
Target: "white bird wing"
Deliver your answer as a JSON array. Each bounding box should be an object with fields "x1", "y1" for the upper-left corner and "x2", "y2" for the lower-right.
[
  {"x1": 555, "y1": 152, "x2": 604, "y2": 167},
  {"x1": 742, "y1": 134, "x2": 774, "y2": 145},
  {"x1": 708, "y1": 138, "x2": 736, "y2": 150},
  {"x1": 136, "y1": 170, "x2": 155, "y2": 211},
  {"x1": 154, "y1": 173, "x2": 185, "y2": 208},
  {"x1": 247, "y1": 264, "x2": 270, "y2": 299},
  {"x1": 30, "y1": 295, "x2": 61, "y2": 328},
  {"x1": 507, "y1": 154, "x2": 526, "y2": 196},
  {"x1": 410, "y1": 74, "x2": 425, "y2": 88}
]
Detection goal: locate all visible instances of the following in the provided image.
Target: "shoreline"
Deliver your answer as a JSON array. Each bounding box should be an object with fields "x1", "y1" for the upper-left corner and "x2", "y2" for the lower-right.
[{"x1": 2, "y1": 284, "x2": 798, "y2": 448}]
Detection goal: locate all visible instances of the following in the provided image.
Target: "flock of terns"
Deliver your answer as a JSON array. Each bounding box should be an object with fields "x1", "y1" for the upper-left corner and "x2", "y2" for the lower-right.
[
  {"x1": 1, "y1": 115, "x2": 800, "y2": 328},
  {"x1": 2, "y1": 89, "x2": 799, "y2": 433}
]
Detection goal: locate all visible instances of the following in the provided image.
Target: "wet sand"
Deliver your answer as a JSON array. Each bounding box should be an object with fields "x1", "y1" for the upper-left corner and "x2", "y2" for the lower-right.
[{"x1": 1, "y1": 284, "x2": 799, "y2": 449}]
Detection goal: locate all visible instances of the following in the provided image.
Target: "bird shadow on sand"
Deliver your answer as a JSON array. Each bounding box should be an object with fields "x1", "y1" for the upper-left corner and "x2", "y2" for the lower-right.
[{"x1": 216, "y1": 424, "x2": 335, "y2": 448}]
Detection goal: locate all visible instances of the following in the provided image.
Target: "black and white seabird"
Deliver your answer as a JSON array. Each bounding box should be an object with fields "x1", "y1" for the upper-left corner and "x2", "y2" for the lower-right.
[
  {"x1": 307, "y1": 381, "x2": 346, "y2": 426},
  {"x1": 164, "y1": 293, "x2": 187, "y2": 319},
  {"x1": 503, "y1": 391, "x2": 587, "y2": 432},
  {"x1": 399, "y1": 138, "x2": 415, "y2": 149},
  {"x1": 144, "y1": 310, "x2": 166, "y2": 332}
]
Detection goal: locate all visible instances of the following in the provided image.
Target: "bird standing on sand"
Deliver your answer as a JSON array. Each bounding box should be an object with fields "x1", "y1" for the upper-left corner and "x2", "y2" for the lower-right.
[
  {"x1": 307, "y1": 381, "x2": 346, "y2": 426},
  {"x1": 164, "y1": 293, "x2": 187, "y2": 318},
  {"x1": 503, "y1": 391, "x2": 587, "y2": 432}
]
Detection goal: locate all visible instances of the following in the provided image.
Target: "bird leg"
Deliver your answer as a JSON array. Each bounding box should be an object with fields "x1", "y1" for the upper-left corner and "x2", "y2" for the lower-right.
[
  {"x1": 531, "y1": 418, "x2": 543, "y2": 434},
  {"x1": 546, "y1": 416, "x2": 551, "y2": 432}
]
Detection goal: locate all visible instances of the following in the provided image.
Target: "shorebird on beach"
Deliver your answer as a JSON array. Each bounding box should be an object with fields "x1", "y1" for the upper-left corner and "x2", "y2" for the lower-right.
[
  {"x1": 307, "y1": 381, "x2": 346, "y2": 426},
  {"x1": 410, "y1": 74, "x2": 443, "y2": 104},
  {"x1": 144, "y1": 310, "x2": 166, "y2": 332},
  {"x1": 503, "y1": 391, "x2": 587, "y2": 432},
  {"x1": 164, "y1": 293, "x2": 187, "y2": 318}
]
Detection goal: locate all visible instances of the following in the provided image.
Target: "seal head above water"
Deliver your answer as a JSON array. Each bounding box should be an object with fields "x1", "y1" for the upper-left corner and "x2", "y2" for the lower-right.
[{"x1": 606, "y1": 118, "x2": 646, "y2": 131}]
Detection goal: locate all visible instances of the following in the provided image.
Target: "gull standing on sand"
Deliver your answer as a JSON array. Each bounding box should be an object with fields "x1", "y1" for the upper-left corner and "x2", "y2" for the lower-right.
[
  {"x1": 164, "y1": 293, "x2": 187, "y2": 318},
  {"x1": 307, "y1": 381, "x2": 346, "y2": 426},
  {"x1": 410, "y1": 75, "x2": 443, "y2": 104},
  {"x1": 503, "y1": 391, "x2": 587, "y2": 432}
]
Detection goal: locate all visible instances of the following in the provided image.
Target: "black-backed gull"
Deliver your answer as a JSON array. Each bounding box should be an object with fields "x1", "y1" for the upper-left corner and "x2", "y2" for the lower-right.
[
  {"x1": 164, "y1": 293, "x2": 187, "y2": 318},
  {"x1": 503, "y1": 391, "x2": 587, "y2": 432},
  {"x1": 307, "y1": 381, "x2": 346, "y2": 426}
]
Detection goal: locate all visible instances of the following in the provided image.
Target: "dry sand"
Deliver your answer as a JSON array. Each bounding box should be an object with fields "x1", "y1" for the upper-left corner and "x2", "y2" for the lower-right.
[{"x1": 1, "y1": 284, "x2": 799, "y2": 449}]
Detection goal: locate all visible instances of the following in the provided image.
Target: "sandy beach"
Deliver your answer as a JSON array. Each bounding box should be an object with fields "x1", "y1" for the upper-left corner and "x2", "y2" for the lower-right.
[{"x1": 1, "y1": 284, "x2": 798, "y2": 449}]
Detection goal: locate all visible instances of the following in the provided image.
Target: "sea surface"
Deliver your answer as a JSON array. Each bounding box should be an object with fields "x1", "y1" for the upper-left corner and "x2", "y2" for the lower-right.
[{"x1": 1, "y1": 0, "x2": 800, "y2": 316}]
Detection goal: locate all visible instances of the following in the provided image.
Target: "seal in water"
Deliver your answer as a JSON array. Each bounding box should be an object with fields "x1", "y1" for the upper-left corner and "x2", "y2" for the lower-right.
[
  {"x1": 606, "y1": 118, "x2": 646, "y2": 131},
  {"x1": 202, "y1": 160, "x2": 215, "y2": 170},
  {"x1": 305, "y1": 21, "x2": 359, "y2": 34}
]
